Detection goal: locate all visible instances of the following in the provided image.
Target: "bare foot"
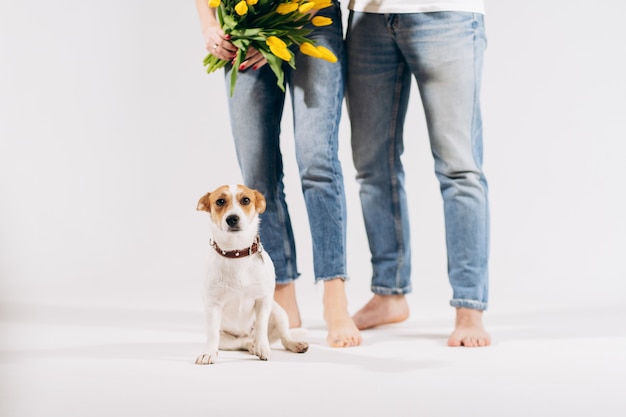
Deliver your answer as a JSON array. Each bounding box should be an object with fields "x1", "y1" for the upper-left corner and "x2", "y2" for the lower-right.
[
  {"x1": 323, "y1": 278, "x2": 362, "y2": 347},
  {"x1": 352, "y1": 294, "x2": 409, "y2": 330},
  {"x1": 274, "y1": 282, "x2": 301, "y2": 328},
  {"x1": 448, "y1": 308, "x2": 491, "y2": 347}
]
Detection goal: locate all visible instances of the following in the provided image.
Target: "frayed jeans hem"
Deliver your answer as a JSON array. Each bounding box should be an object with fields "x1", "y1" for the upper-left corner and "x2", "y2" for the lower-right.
[
  {"x1": 275, "y1": 274, "x2": 301, "y2": 286},
  {"x1": 449, "y1": 299, "x2": 488, "y2": 310},
  {"x1": 315, "y1": 275, "x2": 349, "y2": 284},
  {"x1": 371, "y1": 285, "x2": 412, "y2": 296}
]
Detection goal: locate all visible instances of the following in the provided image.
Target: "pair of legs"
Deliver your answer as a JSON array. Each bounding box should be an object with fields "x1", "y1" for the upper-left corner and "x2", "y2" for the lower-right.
[
  {"x1": 346, "y1": 11, "x2": 491, "y2": 347},
  {"x1": 226, "y1": 1, "x2": 360, "y2": 347}
]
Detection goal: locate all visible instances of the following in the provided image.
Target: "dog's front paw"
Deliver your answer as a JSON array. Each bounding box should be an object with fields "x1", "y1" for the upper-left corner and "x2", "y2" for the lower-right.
[
  {"x1": 250, "y1": 342, "x2": 271, "y2": 361},
  {"x1": 195, "y1": 352, "x2": 218, "y2": 365}
]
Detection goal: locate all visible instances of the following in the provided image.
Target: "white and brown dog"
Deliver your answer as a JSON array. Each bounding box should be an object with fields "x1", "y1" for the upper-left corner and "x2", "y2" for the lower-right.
[{"x1": 195, "y1": 184, "x2": 308, "y2": 365}]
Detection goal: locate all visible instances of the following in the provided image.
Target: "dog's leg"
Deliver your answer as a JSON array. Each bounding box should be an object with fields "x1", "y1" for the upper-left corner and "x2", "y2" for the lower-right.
[
  {"x1": 195, "y1": 304, "x2": 222, "y2": 365},
  {"x1": 219, "y1": 331, "x2": 253, "y2": 352},
  {"x1": 270, "y1": 302, "x2": 309, "y2": 353},
  {"x1": 250, "y1": 297, "x2": 273, "y2": 360}
]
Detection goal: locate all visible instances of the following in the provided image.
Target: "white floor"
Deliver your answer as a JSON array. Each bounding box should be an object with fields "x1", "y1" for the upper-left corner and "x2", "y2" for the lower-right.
[{"x1": 2, "y1": 296, "x2": 624, "y2": 417}]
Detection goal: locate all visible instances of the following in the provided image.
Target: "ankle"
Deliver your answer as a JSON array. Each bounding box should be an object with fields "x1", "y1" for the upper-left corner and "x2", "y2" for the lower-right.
[
  {"x1": 455, "y1": 308, "x2": 484, "y2": 326},
  {"x1": 274, "y1": 282, "x2": 301, "y2": 328},
  {"x1": 322, "y1": 278, "x2": 349, "y2": 316}
]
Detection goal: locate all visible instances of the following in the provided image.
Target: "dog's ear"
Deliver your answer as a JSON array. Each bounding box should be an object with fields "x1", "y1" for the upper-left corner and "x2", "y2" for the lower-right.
[
  {"x1": 197, "y1": 193, "x2": 211, "y2": 212},
  {"x1": 253, "y1": 190, "x2": 266, "y2": 214}
]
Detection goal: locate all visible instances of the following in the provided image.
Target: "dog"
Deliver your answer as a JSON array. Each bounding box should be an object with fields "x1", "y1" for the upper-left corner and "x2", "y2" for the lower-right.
[{"x1": 195, "y1": 184, "x2": 308, "y2": 365}]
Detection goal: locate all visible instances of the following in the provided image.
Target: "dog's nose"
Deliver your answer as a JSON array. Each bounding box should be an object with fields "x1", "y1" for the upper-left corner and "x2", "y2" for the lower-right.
[{"x1": 226, "y1": 215, "x2": 239, "y2": 227}]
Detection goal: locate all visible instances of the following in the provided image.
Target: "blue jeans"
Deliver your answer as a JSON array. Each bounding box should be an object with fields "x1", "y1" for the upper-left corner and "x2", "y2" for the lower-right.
[
  {"x1": 225, "y1": 1, "x2": 347, "y2": 284},
  {"x1": 346, "y1": 11, "x2": 489, "y2": 310}
]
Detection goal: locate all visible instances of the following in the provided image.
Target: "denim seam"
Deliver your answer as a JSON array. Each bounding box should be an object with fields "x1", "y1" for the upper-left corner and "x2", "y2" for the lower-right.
[
  {"x1": 389, "y1": 57, "x2": 407, "y2": 291},
  {"x1": 471, "y1": 14, "x2": 490, "y2": 297}
]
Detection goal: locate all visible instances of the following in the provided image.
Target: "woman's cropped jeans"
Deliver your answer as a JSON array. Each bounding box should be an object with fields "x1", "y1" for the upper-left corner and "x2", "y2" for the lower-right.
[
  {"x1": 225, "y1": 1, "x2": 347, "y2": 284},
  {"x1": 346, "y1": 11, "x2": 490, "y2": 310}
]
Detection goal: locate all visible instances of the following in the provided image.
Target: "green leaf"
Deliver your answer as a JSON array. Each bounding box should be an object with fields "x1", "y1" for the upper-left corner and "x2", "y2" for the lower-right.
[
  {"x1": 259, "y1": 49, "x2": 286, "y2": 93},
  {"x1": 234, "y1": 28, "x2": 263, "y2": 37},
  {"x1": 231, "y1": 38, "x2": 251, "y2": 50},
  {"x1": 217, "y1": 4, "x2": 224, "y2": 26},
  {"x1": 222, "y1": 13, "x2": 237, "y2": 31},
  {"x1": 289, "y1": 35, "x2": 313, "y2": 45},
  {"x1": 229, "y1": 47, "x2": 247, "y2": 97}
]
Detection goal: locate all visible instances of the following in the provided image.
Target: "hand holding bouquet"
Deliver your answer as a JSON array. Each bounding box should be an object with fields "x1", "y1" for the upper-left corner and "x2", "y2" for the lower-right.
[{"x1": 203, "y1": 0, "x2": 337, "y2": 96}]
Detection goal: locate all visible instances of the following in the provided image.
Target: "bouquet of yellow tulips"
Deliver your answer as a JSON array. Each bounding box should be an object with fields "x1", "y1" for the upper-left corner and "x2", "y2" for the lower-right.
[{"x1": 204, "y1": 0, "x2": 337, "y2": 96}]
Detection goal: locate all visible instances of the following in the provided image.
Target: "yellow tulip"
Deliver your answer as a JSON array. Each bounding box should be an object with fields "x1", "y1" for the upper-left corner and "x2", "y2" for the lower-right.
[
  {"x1": 266, "y1": 36, "x2": 287, "y2": 49},
  {"x1": 311, "y1": 16, "x2": 332, "y2": 26},
  {"x1": 271, "y1": 45, "x2": 292, "y2": 61},
  {"x1": 267, "y1": 36, "x2": 292, "y2": 61},
  {"x1": 276, "y1": 2, "x2": 299, "y2": 14},
  {"x1": 311, "y1": 0, "x2": 332, "y2": 9},
  {"x1": 299, "y1": 42, "x2": 323, "y2": 58},
  {"x1": 246, "y1": 0, "x2": 258, "y2": 4},
  {"x1": 316, "y1": 45, "x2": 337, "y2": 63},
  {"x1": 298, "y1": 2, "x2": 315, "y2": 13},
  {"x1": 208, "y1": 0, "x2": 221, "y2": 8},
  {"x1": 234, "y1": 0, "x2": 248, "y2": 15}
]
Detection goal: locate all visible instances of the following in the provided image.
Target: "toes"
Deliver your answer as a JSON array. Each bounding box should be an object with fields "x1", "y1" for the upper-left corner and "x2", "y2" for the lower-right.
[
  {"x1": 328, "y1": 335, "x2": 362, "y2": 348},
  {"x1": 328, "y1": 336, "x2": 350, "y2": 347},
  {"x1": 447, "y1": 336, "x2": 462, "y2": 347},
  {"x1": 328, "y1": 338, "x2": 344, "y2": 348}
]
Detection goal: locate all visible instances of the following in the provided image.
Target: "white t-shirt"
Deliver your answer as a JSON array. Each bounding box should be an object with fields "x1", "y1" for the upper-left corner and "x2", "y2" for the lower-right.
[{"x1": 348, "y1": 0, "x2": 485, "y2": 14}]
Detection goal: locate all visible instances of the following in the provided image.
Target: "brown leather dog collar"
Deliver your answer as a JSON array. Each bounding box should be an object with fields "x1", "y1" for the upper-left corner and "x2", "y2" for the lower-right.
[{"x1": 210, "y1": 235, "x2": 261, "y2": 258}]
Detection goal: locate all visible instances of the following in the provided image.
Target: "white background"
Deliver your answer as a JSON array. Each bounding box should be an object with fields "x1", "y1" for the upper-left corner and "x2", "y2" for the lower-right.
[
  {"x1": 1, "y1": 0, "x2": 624, "y2": 316},
  {"x1": 1, "y1": 1, "x2": 625, "y2": 416}
]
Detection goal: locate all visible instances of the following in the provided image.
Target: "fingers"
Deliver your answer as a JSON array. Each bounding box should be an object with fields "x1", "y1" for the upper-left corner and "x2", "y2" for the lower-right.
[
  {"x1": 206, "y1": 41, "x2": 268, "y2": 70},
  {"x1": 239, "y1": 48, "x2": 268, "y2": 71},
  {"x1": 208, "y1": 36, "x2": 237, "y2": 60},
  {"x1": 204, "y1": 25, "x2": 236, "y2": 60}
]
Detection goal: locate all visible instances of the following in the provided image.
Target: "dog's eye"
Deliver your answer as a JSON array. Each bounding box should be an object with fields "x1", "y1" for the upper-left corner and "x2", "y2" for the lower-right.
[
  {"x1": 241, "y1": 197, "x2": 251, "y2": 205},
  {"x1": 216, "y1": 199, "x2": 225, "y2": 206}
]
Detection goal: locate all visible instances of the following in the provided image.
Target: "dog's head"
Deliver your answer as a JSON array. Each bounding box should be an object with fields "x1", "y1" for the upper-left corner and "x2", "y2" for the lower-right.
[{"x1": 197, "y1": 184, "x2": 266, "y2": 237}]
